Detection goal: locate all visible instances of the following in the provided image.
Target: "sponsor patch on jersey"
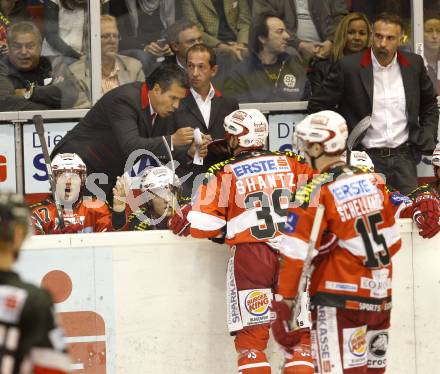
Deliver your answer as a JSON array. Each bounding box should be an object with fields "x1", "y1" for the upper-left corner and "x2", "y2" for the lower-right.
[
  {"x1": 389, "y1": 192, "x2": 412, "y2": 207},
  {"x1": 0, "y1": 286, "x2": 28, "y2": 324},
  {"x1": 360, "y1": 269, "x2": 391, "y2": 298},
  {"x1": 343, "y1": 325, "x2": 368, "y2": 369},
  {"x1": 329, "y1": 174, "x2": 377, "y2": 204},
  {"x1": 367, "y1": 330, "x2": 388, "y2": 368},
  {"x1": 284, "y1": 212, "x2": 299, "y2": 233},
  {"x1": 238, "y1": 288, "x2": 272, "y2": 327},
  {"x1": 226, "y1": 249, "x2": 243, "y2": 333},
  {"x1": 231, "y1": 156, "x2": 291, "y2": 179},
  {"x1": 325, "y1": 281, "x2": 358, "y2": 292}
]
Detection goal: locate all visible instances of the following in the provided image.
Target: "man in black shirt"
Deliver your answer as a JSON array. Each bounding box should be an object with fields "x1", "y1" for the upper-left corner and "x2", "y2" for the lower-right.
[
  {"x1": 0, "y1": 192, "x2": 71, "y2": 373},
  {"x1": 0, "y1": 21, "x2": 78, "y2": 111}
]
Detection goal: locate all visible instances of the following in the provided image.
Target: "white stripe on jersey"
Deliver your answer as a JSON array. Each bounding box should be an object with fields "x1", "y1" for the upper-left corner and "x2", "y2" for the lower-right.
[
  {"x1": 187, "y1": 211, "x2": 226, "y2": 231},
  {"x1": 338, "y1": 222, "x2": 401, "y2": 257},
  {"x1": 226, "y1": 208, "x2": 287, "y2": 239},
  {"x1": 30, "y1": 347, "x2": 72, "y2": 372},
  {"x1": 279, "y1": 235, "x2": 318, "y2": 260}
]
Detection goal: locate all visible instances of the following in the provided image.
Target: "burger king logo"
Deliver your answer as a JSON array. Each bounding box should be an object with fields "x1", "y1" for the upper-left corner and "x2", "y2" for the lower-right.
[
  {"x1": 244, "y1": 290, "x2": 270, "y2": 316},
  {"x1": 349, "y1": 327, "x2": 367, "y2": 357}
]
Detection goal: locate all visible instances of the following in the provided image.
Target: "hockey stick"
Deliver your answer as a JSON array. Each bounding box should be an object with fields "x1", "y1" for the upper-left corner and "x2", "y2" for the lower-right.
[
  {"x1": 346, "y1": 116, "x2": 371, "y2": 164},
  {"x1": 292, "y1": 203, "x2": 325, "y2": 328},
  {"x1": 33, "y1": 115, "x2": 65, "y2": 229}
]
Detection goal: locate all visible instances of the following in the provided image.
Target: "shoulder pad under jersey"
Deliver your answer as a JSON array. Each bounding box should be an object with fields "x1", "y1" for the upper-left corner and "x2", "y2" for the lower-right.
[
  {"x1": 203, "y1": 156, "x2": 236, "y2": 182},
  {"x1": 293, "y1": 171, "x2": 334, "y2": 208},
  {"x1": 275, "y1": 150, "x2": 307, "y2": 164},
  {"x1": 29, "y1": 199, "x2": 52, "y2": 210}
]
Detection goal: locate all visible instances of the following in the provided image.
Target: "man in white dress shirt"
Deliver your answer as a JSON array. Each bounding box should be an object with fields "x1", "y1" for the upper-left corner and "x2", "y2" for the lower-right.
[{"x1": 308, "y1": 12, "x2": 438, "y2": 194}]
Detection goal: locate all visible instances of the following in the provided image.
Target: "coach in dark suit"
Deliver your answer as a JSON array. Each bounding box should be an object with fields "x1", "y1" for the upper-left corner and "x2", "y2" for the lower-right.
[
  {"x1": 51, "y1": 64, "x2": 194, "y2": 201},
  {"x1": 170, "y1": 44, "x2": 238, "y2": 197},
  {"x1": 308, "y1": 13, "x2": 438, "y2": 194}
]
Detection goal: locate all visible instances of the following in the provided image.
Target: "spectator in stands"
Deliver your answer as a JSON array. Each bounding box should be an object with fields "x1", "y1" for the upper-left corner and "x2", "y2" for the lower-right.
[
  {"x1": 51, "y1": 64, "x2": 194, "y2": 201},
  {"x1": 41, "y1": 0, "x2": 87, "y2": 64},
  {"x1": 109, "y1": 0, "x2": 177, "y2": 74},
  {"x1": 252, "y1": 0, "x2": 348, "y2": 61},
  {"x1": 0, "y1": 0, "x2": 31, "y2": 56},
  {"x1": 168, "y1": 43, "x2": 238, "y2": 197},
  {"x1": 143, "y1": 19, "x2": 203, "y2": 76},
  {"x1": 182, "y1": 0, "x2": 251, "y2": 62},
  {"x1": 423, "y1": 10, "x2": 440, "y2": 95},
  {"x1": 308, "y1": 12, "x2": 371, "y2": 94},
  {"x1": 69, "y1": 15, "x2": 145, "y2": 108},
  {"x1": 222, "y1": 13, "x2": 309, "y2": 103},
  {"x1": 163, "y1": 19, "x2": 202, "y2": 70},
  {"x1": 308, "y1": 13, "x2": 438, "y2": 194},
  {"x1": 0, "y1": 21, "x2": 78, "y2": 111}
]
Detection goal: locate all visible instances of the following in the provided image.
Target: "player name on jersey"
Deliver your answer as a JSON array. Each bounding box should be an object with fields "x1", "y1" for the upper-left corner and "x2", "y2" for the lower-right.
[{"x1": 329, "y1": 175, "x2": 384, "y2": 222}]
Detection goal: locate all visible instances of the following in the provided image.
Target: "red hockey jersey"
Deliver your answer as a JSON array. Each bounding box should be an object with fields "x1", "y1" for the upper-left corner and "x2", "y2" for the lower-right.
[{"x1": 188, "y1": 150, "x2": 315, "y2": 244}]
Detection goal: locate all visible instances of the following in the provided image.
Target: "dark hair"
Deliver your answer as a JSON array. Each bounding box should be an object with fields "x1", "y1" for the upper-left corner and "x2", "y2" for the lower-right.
[
  {"x1": 424, "y1": 9, "x2": 440, "y2": 23},
  {"x1": 186, "y1": 43, "x2": 217, "y2": 67},
  {"x1": 165, "y1": 18, "x2": 198, "y2": 44},
  {"x1": 146, "y1": 64, "x2": 189, "y2": 91},
  {"x1": 248, "y1": 12, "x2": 280, "y2": 54},
  {"x1": 60, "y1": 0, "x2": 87, "y2": 10},
  {"x1": 373, "y1": 12, "x2": 404, "y2": 32},
  {"x1": 7, "y1": 21, "x2": 42, "y2": 44}
]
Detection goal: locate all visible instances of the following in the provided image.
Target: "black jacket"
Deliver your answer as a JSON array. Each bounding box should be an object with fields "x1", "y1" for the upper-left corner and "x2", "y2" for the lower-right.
[
  {"x1": 51, "y1": 82, "x2": 176, "y2": 200},
  {"x1": 223, "y1": 52, "x2": 309, "y2": 103},
  {"x1": 252, "y1": 0, "x2": 348, "y2": 48},
  {"x1": 0, "y1": 56, "x2": 78, "y2": 110},
  {"x1": 308, "y1": 48, "x2": 439, "y2": 153},
  {"x1": 165, "y1": 88, "x2": 238, "y2": 197}
]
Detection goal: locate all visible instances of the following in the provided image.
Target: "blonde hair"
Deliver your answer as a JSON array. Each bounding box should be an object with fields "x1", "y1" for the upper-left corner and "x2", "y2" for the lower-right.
[{"x1": 332, "y1": 12, "x2": 371, "y2": 61}]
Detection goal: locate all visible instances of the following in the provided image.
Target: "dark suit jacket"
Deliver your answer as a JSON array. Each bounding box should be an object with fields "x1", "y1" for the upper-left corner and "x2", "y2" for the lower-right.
[
  {"x1": 308, "y1": 48, "x2": 439, "y2": 153},
  {"x1": 169, "y1": 89, "x2": 238, "y2": 197},
  {"x1": 51, "y1": 82, "x2": 175, "y2": 199}
]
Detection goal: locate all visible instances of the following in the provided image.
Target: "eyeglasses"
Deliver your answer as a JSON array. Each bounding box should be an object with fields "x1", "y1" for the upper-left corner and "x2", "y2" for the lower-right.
[{"x1": 101, "y1": 33, "x2": 120, "y2": 40}]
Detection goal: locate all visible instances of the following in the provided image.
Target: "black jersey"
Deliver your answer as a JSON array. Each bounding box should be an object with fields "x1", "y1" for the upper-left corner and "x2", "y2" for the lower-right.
[{"x1": 0, "y1": 271, "x2": 71, "y2": 373}]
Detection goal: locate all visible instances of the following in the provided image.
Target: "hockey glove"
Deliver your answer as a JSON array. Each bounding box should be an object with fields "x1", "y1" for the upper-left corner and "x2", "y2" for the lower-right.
[
  {"x1": 168, "y1": 204, "x2": 191, "y2": 236},
  {"x1": 49, "y1": 223, "x2": 84, "y2": 235},
  {"x1": 270, "y1": 300, "x2": 309, "y2": 352},
  {"x1": 412, "y1": 193, "x2": 440, "y2": 239}
]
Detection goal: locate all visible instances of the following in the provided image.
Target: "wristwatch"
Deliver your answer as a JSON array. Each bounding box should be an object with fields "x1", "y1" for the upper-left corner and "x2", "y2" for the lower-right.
[{"x1": 24, "y1": 82, "x2": 35, "y2": 100}]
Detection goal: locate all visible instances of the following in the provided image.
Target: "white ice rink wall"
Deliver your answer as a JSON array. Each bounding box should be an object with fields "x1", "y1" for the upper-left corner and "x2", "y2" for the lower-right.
[{"x1": 15, "y1": 219, "x2": 439, "y2": 374}]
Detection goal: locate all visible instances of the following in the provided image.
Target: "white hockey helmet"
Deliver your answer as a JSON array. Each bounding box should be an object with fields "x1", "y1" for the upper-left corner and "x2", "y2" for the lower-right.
[
  {"x1": 432, "y1": 143, "x2": 440, "y2": 168},
  {"x1": 140, "y1": 166, "x2": 175, "y2": 192},
  {"x1": 294, "y1": 110, "x2": 348, "y2": 154},
  {"x1": 51, "y1": 153, "x2": 87, "y2": 185},
  {"x1": 346, "y1": 150, "x2": 375, "y2": 171},
  {"x1": 223, "y1": 109, "x2": 268, "y2": 148}
]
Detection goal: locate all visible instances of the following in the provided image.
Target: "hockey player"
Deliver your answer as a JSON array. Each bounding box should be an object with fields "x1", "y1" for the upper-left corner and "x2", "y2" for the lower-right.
[
  {"x1": 169, "y1": 109, "x2": 316, "y2": 373},
  {"x1": 276, "y1": 111, "x2": 403, "y2": 373},
  {"x1": 0, "y1": 192, "x2": 72, "y2": 373},
  {"x1": 113, "y1": 166, "x2": 182, "y2": 231},
  {"x1": 31, "y1": 153, "x2": 126, "y2": 234}
]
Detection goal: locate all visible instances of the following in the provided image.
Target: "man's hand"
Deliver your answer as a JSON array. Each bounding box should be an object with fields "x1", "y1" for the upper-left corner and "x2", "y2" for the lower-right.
[
  {"x1": 187, "y1": 133, "x2": 212, "y2": 158},
  {"x1": 216, "y1": 42, "x2": 247, "y2": 61},
  {"x1": 172, "y1": 127, "x2": 194, "y2": 146},
  {"x1": 168, "y1": 204, "x2": 191, "y2": 236},
  {"x1": 298, "y1": 41, "x2": 320, "y2": 59},
  {"x1": 112, "y1": 175, "x2": 130, "y2": 213},
  {"x1": 145, "y1": 41, "x2": 172, "y2": 57},
  {"x1": 412, "y1": 193, "x2": 440, "y2": 239},
  {"x1": 316, "y1": 40, "x2": 333, "y2": 59},
  {"x1": 15, "y1": 88, "x2": 26, "y2": 97},
  {"x1": 270, "y1": 299, "x2": 309, "y2": 352}
]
